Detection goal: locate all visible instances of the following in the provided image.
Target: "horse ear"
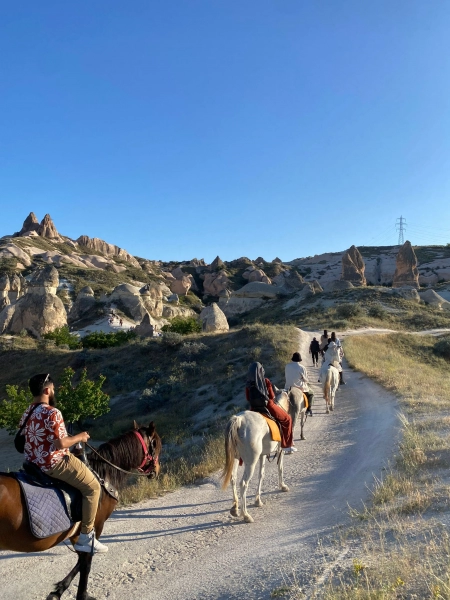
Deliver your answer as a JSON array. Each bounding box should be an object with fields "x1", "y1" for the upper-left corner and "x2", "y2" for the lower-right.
[
  {"x1": 133, "y1": 420, "x2": 139, "y2": 430},
  {"x1": 148, "y1": 421, "x2": 155, "y2": 435}
]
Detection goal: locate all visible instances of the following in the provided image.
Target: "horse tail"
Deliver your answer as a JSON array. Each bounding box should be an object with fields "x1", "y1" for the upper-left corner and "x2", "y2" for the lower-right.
[
  {"x1": 221, "y1": 415, "x2": 240, "y2": 490},
  {"x1": 324, "y1": 368, "x2": 331, "y2": 403}
]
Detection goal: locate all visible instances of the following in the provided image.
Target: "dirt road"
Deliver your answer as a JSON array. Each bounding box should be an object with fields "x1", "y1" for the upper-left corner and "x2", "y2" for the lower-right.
[{"x1": 0, "y1": 329, "x2": 399, "y2": 599}]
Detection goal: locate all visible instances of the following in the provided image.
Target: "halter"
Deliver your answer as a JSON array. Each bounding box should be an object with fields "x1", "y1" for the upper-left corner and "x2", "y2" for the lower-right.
[{"x1": 134, "y1": 430, "x2": 159, "y2": 475}]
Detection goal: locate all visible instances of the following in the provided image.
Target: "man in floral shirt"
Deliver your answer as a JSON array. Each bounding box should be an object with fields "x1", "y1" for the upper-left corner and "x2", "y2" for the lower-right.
[{"x1": 20, "y1": 373, "x2": 107, "y2": 553}]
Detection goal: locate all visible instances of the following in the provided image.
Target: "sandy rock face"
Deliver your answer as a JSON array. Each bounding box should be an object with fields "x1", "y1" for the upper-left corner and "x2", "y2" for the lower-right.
[
  {"x1": 135, "y1": 313, "x2": 154, "y2": 337},
  {"x1": 9, "y1": 274, "x2": 24, "y2": 302},
  {"x1": 200, "y1": 303, "x2": 229, "y2": 333},
  {"x1": 341, "y1": 245, "x2": 366, "y2": 286},
  {"x1": 219, "y1": 282, "x2": 280, "y2": 317},
  {"x1": 203, "y1": 271, "x2": 230, "y2": 296},
  {"x1": 0, "y1": 243, "x2": 32, "y2": 268},
  {"x1": 76, "y1": 235, "x2": 140, "y2": 268},
  {"x1": 391, "y1": 286, "x2": 420, "y2": 302},
  {"x1": 323, "y1": 280, "x2": 354, "y2": 292},
  {"x1": 392, "y1": 241, "x2": 419, "y2": 289},
  {"x1": 3, "y1": 265, "x2": 67, "y2": 336},
  {"x1": 38, "y1": 214, "x2": 61, "y2": 240},
  {"x1": 209, "y1": 256, "x2": 225, "y2": 271},
  {"x1": 272, "y1": 270, "x2": 304, "y2": 291},
  {"x1": 242, "y1": 267, "x2": 271, "y2": 284},
  {"x1": 169, "y1": 268, "x2": 192, "y2": 296},
  {"x1": 419, "y1": 289, "x2": 450, "y2": 309},
  {"x1": 0, "y1": 275, "x2": 10, "y2": 309},
  {"x1": 69, "y1": 286, "x2": 96, "y2": 321},
  {"x1": 18, "y1": 212, "x2": 40, "y2": 236}
]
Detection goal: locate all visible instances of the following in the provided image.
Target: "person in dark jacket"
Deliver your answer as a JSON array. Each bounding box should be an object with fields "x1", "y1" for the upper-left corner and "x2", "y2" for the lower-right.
[
  {"x1": 245, "y1": 362, "x2": 297, "y2": 454},
  {"x1": 309, "y1": 337, "x2": 320, "y2": 366}
]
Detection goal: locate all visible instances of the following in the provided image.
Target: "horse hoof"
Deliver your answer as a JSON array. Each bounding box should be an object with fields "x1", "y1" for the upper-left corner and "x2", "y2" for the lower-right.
[
  {"x1": 281, "y1": 484, "x2": 289, "y2": 492},
  {"x1": 230, "y1": 507, "x2": 239, "y2": 517},
  {"x1": 244, "y1": 514, "x2": 254, "y2": 523},
  {"x1": 254, "y1": 498, "x2": 263, "y2": 507},
  {"x1": 330, "y1": 406, "x2": 334, "y2": 411},
  {"x1": 326, "y1": 409, "x2": 330, "y2": 414}
]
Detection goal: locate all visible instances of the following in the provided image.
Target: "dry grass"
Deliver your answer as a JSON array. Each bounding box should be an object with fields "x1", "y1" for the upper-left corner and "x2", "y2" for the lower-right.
[{"x1": 283, "y1": 333, "x2": 450, "y2": 599}]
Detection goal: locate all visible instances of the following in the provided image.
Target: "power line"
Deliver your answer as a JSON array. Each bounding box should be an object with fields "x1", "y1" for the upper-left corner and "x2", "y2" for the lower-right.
[{"x1": 396, "y1": 216, "x2": 407, "y2": 245}]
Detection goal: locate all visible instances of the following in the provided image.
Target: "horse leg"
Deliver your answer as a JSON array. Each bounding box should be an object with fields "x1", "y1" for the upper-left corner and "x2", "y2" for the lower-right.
[
  {"x1": 240, "y1": 460, "x2": 258, "y2": 523},
  {"x1": 278, "y1": 451, "x2": 289, "y2": 492},
  {"x1": 300, "y1": 411, "x2": 305, "y2": 440},
  {"x1": 76, "y1": 552, "x2": 95, "y2": 600},
  {"x1": 230, "y1": 458, "x2": 240, "y2": 518},
  {"x1": 255, "y1": 454, "x2": 265, "y2": 507},
  {"x1": 46, "y1": 556, "x2": 82, "y2": 600}
]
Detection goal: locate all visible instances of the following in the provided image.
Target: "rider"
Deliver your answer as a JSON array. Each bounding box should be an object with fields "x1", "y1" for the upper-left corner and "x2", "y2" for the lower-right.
[
  {"x1": 309, "y1": 337, "x2": 320, "y2": 367},
  {"x1": 318, "y1": 341, "x2": 342, "y2": 383},
  {"x1": 330, "y1": 332, "x2": 346, "y2": 384},
  {"x1": 319, "y1": 330, "x2": 329, "y2": 356},
  {"x1": 18, "y1": 373, "x2": 107, "y2": 553},
  {"x1": 245, "y1": 362, "x2": 297, "y2": 454},
  {"x1": 285, "y1": 352, "x2": 314, "y2": 416}
]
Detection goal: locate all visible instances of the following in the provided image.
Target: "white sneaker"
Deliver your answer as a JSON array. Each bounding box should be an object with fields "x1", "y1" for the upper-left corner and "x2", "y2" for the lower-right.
[
  {"x1": 73, "y1": 530, "x2": 108, "y2": 554},
  {"x1": 284, "y1": 447, "x2": 298, "y2": 455}
]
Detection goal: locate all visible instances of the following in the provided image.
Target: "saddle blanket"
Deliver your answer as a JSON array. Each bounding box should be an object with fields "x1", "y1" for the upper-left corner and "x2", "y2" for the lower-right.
[
  {"x1": 16, "y1": 473, "x2": 77, "y2": 539},
  {"x1": 261, "y1": 414, "x2": 281, "y2": 442}
]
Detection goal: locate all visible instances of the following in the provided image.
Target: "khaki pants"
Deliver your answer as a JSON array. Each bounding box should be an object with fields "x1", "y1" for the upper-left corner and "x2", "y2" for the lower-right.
[{"x1": 45, "y1": 453, "x2": 101, "y2": 534}]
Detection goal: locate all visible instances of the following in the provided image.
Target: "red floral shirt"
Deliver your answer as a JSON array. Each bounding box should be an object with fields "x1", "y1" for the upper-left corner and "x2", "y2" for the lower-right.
[{"x1": 19, "y1": 404, "x2": 69, "y2": 471}]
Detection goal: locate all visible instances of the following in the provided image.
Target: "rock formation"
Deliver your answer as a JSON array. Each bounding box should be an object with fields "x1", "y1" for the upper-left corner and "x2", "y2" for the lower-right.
[
  {"x1": 69, "y1": 286, "x2": 97, "y2": 321},
  {"x1": 341, "y1": 245, "x2": 366, "y2": 286},
  {"x1": 203, "y1": 271, "x2": 230, "y2": 296},
  {"x1": 209, "y1": 256, "x2": 225, "y2": 271},
  {"x1": 242, "y1": 267, "x2": 271, "y2": 284},
  {"x1": 0, "y1": 275, "x2": 10, "y2": 309},
  {"x1": 199, "y1": 303, "x2": 229, "y2": 333},
  {"x1": 419, "y1": 289, "x2": 450, "y2": 309},
  {"x1": 38, "y1": 214, "x2": 61, "y2": 240},
  {"x1": 76, "y1": 235, "x2": 140, "y2": 268},
  {"x1": 219, "y1": 282, "x2": 280, "y2": 317},
  {"x1": 2, "y1": 265, "x2": 67, "y2": 336},
  {"x1": 272, "y1": 270, "x2": 304, "y2": 291},
  {"x1": 135, "y1": 313, "x2": 154, "y2": 337},
  {"x1": 391, "y1": 287, "x2": 420, "y2": 302},
  {"x1": 392, "y1": 241, "x2": 419, "y2": 289},
  {"x1": 323, "y1": 280, "x2": 354, "y2": 292},
  {"x1": 9, "y1": 274, "x2": 24, "y2": 302},
  {"x1": 17, "y1": 212, "x2": 40, "y2": 236}
]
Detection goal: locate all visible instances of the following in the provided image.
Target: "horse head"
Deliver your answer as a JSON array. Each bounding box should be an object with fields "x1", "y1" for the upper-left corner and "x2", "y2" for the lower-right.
[{"x1": 133, "y1": 420, "x2": 162, "y2": 478}]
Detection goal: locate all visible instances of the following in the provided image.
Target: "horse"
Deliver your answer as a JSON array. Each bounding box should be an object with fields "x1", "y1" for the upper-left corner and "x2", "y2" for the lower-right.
[
  {"x1": 0, "y1": 420, "x2": 161, "y2": 600},
  {"x1": 322, "y1": 364, "x2": 340, "y2": 413},
  {"x1": 221, "y1": 388, "x2": 306, "y2": 523}
]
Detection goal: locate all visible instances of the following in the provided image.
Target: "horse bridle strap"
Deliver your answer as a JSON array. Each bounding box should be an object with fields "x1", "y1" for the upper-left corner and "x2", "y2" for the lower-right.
[
  {"x1": 134, "y1": 430, "x2": 158, "y2": 474},
  {"x1": 85, "y1": 440, "x2": 156, "y2": 478}
]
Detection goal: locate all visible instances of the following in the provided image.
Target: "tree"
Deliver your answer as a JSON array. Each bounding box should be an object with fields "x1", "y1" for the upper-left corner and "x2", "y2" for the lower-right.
[
  {"x1": 0, "y1": 386, "x2": 33, "y2": 434},
  {"x1": 57, "y1": 367, "x2": 110, "y2": 428},
  {"x1": 0, "y1": 368, "x2": 110, "y2": 433}
]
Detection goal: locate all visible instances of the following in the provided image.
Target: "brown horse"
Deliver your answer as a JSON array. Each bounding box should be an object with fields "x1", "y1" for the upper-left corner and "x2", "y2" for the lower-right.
[{"x1": 0, "y1": 420, "x2": 162, "y2": 600}]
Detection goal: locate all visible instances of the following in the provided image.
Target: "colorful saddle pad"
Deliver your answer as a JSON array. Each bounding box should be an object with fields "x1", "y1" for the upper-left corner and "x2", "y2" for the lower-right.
[{"x1": 261, "y1": 414, "x2": 281, "y2": 442}]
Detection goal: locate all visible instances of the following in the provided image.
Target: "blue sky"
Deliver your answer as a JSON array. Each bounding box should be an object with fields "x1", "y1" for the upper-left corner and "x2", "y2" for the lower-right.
[{"x1": 1, "y1": 1, "x2": 450, "y2": 262}]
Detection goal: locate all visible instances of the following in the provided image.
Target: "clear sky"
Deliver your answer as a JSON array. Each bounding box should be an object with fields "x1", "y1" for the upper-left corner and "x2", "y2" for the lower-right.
[{"x1": 1, "y1": 1, "x2": 450, "y2": 263}]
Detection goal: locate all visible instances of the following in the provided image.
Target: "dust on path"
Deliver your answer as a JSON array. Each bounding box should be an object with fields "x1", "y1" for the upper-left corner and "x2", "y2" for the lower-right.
[{"x1": 0, "y1": 329, "x2": 400, "y2": 600}]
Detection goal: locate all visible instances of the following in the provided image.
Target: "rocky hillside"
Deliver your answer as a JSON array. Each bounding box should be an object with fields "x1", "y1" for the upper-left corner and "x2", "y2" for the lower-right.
[{"x1": 1, "y1": 212, "x2": 450, "y2": 338}]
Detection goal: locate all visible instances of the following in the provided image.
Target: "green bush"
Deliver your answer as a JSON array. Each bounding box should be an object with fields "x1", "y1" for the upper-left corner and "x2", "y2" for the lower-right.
[
  {"x1": 433, "y1": 337, "x2": 450, "y2": 360},
  {"x1": 160, "y1": 332, "x2": 184, "y2": 347},
  {"x1": 162, "y1": 316, "x2": 201, "y2": 335},
  {"x1": 82, "y1": 329, "x2": 137, "y2": 349},
  {"x1": 43, "y1": 326, "x2": 81, "y2": 350},
  {"x1": 368, "y1": 304, "x2": 387, "y2": 319},
  {"x1": 336, "y1": 303, "x2": 363, "y2": 319}
]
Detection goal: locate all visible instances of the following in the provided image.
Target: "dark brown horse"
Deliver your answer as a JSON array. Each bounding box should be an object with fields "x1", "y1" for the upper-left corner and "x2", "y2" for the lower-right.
[{"x1": 0, "y1": 420, "x2": 162, "y2": 600}]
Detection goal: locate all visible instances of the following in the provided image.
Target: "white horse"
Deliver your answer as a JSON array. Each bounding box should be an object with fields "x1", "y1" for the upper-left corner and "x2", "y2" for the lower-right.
[
  {"x1": 322, "y1": 363, "x2": 340, "y2": 413},
  {"x1": 221, "y1": 389, "x2": 306, "y2": 523}
]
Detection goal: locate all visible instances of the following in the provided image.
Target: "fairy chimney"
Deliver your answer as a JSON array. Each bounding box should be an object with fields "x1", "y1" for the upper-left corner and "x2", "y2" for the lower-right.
[
  {"x1": 341, "y1": 245, "x2": 366, "y2": 286},
  {"x1": 392, "y1": 241, "x2": 419, "y2": 289}
]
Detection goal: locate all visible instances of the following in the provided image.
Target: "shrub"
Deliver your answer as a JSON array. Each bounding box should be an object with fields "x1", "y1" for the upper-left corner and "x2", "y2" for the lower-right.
[
  {"x1": 160, "y1": 332, "x2": 184, "y2": 347},
  {"x1": 433, "y1": 337, "x2": 450, "y2": 360},
  {"x1": 162, "y1": 316, "x2": 201, "y2": 335},
  {"x1": 179, "y1": 341, "x2": 208, "y2": 357},
  {"x1": 336, "y1": 303, "x2": 363, "y2": 319},
  {"x1": 81, "y1": 329, "x2": 136, "y2": 349},
  {"x1": 43, "y1": 326, "x2": 81, "y2": 350},
  {"x1": 368, "y1": 304, "x2": 387, "y2": 319}
]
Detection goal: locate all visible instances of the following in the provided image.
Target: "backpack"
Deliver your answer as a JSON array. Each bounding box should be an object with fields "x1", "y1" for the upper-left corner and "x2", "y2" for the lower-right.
[{"x1": 247, "y1": 383, "x2": 268, "y2": 410}]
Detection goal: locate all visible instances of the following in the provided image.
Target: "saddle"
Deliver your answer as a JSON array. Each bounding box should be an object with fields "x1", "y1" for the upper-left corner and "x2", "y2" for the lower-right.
[{"x1": 11, "y1": 459, "x2": 118, "y2": 540}]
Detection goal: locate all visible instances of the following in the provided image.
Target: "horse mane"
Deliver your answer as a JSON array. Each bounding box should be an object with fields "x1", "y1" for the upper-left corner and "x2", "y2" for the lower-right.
[{"x1": 87, "y1": 430, "x2": 142, "y2": 490}]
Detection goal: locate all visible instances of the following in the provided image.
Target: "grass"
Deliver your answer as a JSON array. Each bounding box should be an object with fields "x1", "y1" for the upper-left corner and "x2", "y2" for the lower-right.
[{"x1": 284, "y1": 332, "x2": 450, "y2": 599}]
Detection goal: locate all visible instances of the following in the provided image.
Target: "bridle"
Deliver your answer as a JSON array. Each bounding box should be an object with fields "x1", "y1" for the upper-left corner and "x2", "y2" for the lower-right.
[
  {"x1": 85, "y1": 430, "x2": 159, "y2": 478},
  {"x1": 134, "y1": 430, "x2": 159, "y2": 475}
]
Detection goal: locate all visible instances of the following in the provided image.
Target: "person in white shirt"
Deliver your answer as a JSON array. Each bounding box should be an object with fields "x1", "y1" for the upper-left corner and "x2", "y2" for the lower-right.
[{"x1": 285, "y1": 352, "x2": 314, "y2": 416}]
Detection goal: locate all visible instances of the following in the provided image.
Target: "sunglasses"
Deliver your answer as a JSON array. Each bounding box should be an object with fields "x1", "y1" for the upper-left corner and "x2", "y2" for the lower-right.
[{"x1": 43, "y1": 373, "x2": 51, "y2": 385}]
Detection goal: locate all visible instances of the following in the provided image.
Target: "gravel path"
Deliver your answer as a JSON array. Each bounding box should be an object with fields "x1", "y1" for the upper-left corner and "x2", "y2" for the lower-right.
[{"x1": 0, "y1": 329, "x2": 400, "y2": 600}]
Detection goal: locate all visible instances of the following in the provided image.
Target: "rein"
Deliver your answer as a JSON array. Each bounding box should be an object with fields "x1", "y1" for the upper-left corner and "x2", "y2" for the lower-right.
[{"x1": 85, "y1": 431, "x2": 158, "y2": 478}]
